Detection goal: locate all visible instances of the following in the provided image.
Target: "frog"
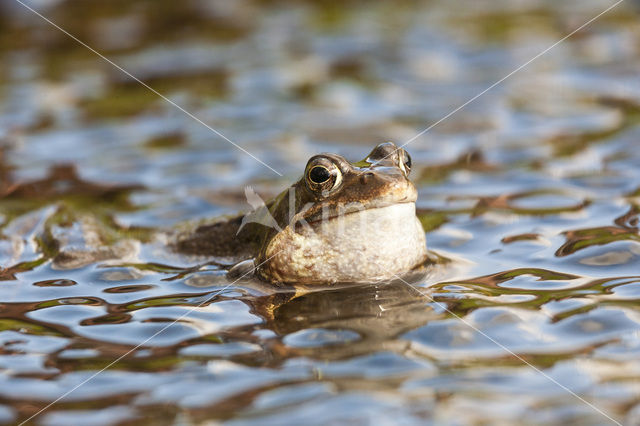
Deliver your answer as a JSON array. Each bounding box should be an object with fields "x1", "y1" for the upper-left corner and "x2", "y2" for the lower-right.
[{"x1": 174, "y1": 142, "x2": 428, "y2": 284}]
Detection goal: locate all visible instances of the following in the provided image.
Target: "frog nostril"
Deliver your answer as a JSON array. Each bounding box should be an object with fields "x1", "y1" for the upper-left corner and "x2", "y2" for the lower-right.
[{"x1": 360, "y1": 172, "x2": 374, "y2": 184}]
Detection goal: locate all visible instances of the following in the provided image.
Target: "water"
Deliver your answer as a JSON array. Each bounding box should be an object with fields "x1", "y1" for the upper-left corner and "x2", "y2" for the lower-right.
[{"x1": 1, "y1": 0, "x2": 640, "y2": 424}]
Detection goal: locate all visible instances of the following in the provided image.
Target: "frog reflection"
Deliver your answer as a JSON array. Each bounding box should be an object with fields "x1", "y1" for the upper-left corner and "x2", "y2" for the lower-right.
[{"x1": 248, "y1": 279, "x2": 442, "y2": 360}]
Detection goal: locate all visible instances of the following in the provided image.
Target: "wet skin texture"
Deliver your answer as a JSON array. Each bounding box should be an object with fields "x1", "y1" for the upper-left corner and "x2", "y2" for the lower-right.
[{"x1": 175, "y1": 142, "x2": 428, "y2": 284}]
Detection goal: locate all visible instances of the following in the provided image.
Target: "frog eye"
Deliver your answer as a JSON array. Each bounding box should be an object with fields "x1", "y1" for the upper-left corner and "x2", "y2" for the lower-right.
[
  {"x1": 399, "y1": 149, "x2": 412, "y2": 176},
  {"x1": 309, "y1": 165, "x2": 331, "y2": 184},
  {"x1": 305, "y1": 162, "x2": 342, "y2": 193}
]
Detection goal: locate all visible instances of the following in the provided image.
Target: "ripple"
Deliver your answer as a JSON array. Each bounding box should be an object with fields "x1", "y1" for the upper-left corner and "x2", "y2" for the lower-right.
[
  {"x1": 250, "y1": 383, "x2": 334, "y2": 412},
  {"x1": 497, "y1": 274, "x2": 587, "y2": 291},
  {"x1": 556, "y1": 225, "x2": 640, "y2": 257},
  {"x1": 41, "y1": 406, "x2": 136, "y2": 426},
  {"x1": 0, "y1": 405, "x2": 14, "y2": 424},
  {"x1": 180, "y1": 342, "x2": 261, "y2": 357},
  {"x1": 57, "y1": 348, "x2": 100, "y2": 359},
  {"x1": 602, "y1": 281, "x2": 640, "y2": 301},
  {"x1": 580, "y1": 250, "x2": 634, "y2": 266},
  {"x1": 103, "y1": 284, "x2": 155, "y2": 293},
  {"x1": 33, "y1": 279, "x2": 77, "y2": 287},
  {"x1": 406, "y1": 306, "x2": 640, "y2": 359},
  {"x1": 315, "y1": 352, "x2": 435, "y2": 379},
  {"x1": 284, "y1": 329, "x2": 361, "y2": 348}
]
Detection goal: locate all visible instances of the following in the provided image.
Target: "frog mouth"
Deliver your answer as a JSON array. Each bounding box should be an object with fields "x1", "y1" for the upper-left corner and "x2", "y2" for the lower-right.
[{"x1": 303, "y1": 199, "x2": 417, "y2": 225}]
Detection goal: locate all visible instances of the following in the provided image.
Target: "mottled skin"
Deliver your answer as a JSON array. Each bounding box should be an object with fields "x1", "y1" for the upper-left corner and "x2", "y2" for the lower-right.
[{"x1": 175, "y1": 142, "x2": 428, "y2": 284}]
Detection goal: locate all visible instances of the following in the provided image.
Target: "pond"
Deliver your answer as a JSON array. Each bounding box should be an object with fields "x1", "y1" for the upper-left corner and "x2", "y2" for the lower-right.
[{"x1": 1, "y1": 0, "x2": 640, "y2": 424}]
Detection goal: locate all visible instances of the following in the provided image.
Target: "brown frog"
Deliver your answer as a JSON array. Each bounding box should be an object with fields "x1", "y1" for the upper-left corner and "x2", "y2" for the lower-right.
[{"x1": 175, "y1": 142, "x2": 428, "y2": 284}]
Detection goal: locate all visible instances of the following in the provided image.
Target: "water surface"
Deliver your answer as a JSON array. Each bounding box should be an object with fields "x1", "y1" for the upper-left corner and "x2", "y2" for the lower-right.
[{"x1": 1, "y1": 0, "x2": 640, "y2": 424}]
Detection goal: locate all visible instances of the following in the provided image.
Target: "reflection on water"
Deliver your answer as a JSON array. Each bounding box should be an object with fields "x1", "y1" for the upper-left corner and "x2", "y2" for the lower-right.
[{"x1": 2, "y1": 0, "x2": 640, "y2": 424}]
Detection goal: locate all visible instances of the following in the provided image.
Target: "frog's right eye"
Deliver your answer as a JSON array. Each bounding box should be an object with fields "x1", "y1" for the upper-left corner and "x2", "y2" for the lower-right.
[
  {"x1": 305, "y1": 161, "x2": 342, "y2": 194},
  {"x1": 399, "y1": 149, "x2": 412, "y2": 176}
]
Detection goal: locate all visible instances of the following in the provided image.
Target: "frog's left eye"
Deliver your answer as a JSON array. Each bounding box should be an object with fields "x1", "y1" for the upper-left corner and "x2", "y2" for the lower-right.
[
  {"x1": 309, "y1": 166, "x2": 331, "y2": 184},
  {"x1": 305, "y1": 161, "x2": 342, "y2": 194},
  {"x1": 399, "y1": 149, "x2": 412, "y2": 176}
]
